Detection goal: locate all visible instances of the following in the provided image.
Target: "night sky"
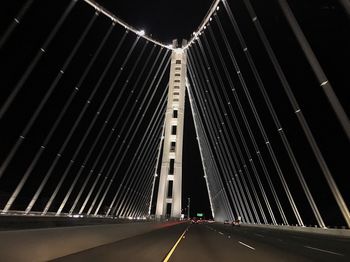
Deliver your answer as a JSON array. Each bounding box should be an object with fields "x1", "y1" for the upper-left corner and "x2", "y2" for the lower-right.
[{"x1": 0, "y1": 0, "x2": 349, "y2": 225}]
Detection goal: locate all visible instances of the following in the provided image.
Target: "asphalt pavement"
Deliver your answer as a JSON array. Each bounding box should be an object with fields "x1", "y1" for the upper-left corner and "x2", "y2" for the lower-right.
[{"x1": 53, "y1": 222, "x2": 350, "y2": 261}]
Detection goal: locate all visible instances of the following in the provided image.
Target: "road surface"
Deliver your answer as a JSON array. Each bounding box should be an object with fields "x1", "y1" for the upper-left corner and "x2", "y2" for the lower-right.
[{"x1": 54, "y1": 222, "x2": 350, "y2": 261}]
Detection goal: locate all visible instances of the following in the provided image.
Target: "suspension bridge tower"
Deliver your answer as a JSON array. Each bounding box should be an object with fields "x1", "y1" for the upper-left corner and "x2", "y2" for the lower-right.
[{"x1": 155, "y1": 40, "x2": 187, "y2": 219}]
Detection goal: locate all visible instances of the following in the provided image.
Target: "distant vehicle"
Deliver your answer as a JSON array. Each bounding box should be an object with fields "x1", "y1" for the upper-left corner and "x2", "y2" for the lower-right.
[
  {"x1": 232, "y1": 219, "x2": 241, "y2": 226},
  {"x1": 224, "y1": 220, "x2": 230, "y2": 224}
]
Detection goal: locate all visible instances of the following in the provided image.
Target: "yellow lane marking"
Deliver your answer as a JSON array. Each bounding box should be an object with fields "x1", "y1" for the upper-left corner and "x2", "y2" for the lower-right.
[{"x1": 163, "y1": 226, "x2": 189, "y2": 262}]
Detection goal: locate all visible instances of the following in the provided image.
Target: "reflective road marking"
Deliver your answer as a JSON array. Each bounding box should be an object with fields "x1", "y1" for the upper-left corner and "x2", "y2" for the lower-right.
[
  {"x1": 238, "y1": 241, "x2": 255, "y2": 250},
  {"x1": 304, "y1": 246, "x2": 344, "y2": 256}
]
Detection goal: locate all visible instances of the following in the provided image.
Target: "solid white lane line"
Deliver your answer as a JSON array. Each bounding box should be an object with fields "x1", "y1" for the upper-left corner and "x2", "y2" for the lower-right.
[
  {"x1": 238, "y1": 241, "x2": 255, "y2": 250},
  {"x1": 304, "y1": 246, "x2": 344, "y2": 256}
]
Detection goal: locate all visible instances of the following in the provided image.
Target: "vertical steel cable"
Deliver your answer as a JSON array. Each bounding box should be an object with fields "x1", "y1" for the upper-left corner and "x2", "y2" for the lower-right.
[
  {"x1": 190, "y1": 46, "x2": 256, "y2": 223},
  {"x1": 42, "y1": 30, "x2": 129, "y2": 215},
  {"x1": 207, "y1": 24, "x2": 279, "y2": 225},
  {"x1": 278, "y1": 0, "x2": 350, "y2": 141},
  {"x1": 100, "y1": 56, "x2": 170, "y2": 217},
  {"x1": 113, "y1": 106, "x2": 166, "y2": 218},
  {"x1": 59, "y1": 36, "x2": 140, "y2": 215},
  {"x1": 148, "y1": 122, "x2": 166, "y2": 216},
  {"x1": 187, "y1": 79, "x2": 234, "y2": 221},
  {"x1": 0, "y1": 0, "x2": 35, "y2": 49},
  {"x1": 224, "y1": 1, "x2": 319, "y2": 226},
  {"x1": 87, "y1": 48, "x2": 166, "y2": 215},
  {"x1": 187, "y1": 79, "x2": 217, "y2": 220},
  {"x1": 277, "y1": 0, "x2": 350, "y2": 227},
  {"x1": 95, "y1": 54, "x2": 170, "y2": 216},
  {"x1": 73, "y1": 41, "x2": 150, "y2": 215},
  {"x1": 195, "y1": 37, "x2": 262, "y2": 223},
  {"x1": 215, "y1": 14, "x2": 302, "y2": 225},
  {"x1": 191, "y1": 82, "x2": 235, "y2": 221},
  {"x1": 1, "y1": 11, "x2": 99, "y2": 213},
  {"x1": 84, "y1": 45, "x2": 159, "y2": 215},
  {"x1": 188, "y1": 60, "x2": 242, "y2": 221},
  {"x1": 241, "y1": 0, "x2": 347, "y2": 228},
  {"x1": 95, "y1": 92, "x2": 167, "y2": 216},
  {"x1": 22, "y1": 22, "x2": 116, "y2": 214},
  {"x1": 211, "y1": 18, "x2": 291, "y2": 225},
  {"x1": 105, "y1": 79, "x2": 170, "y2": 217},
  {"x1": 0, "y1": 0, "x2": 79, "y2": 120},
  {"x1": 118, "y1": 130, "x2": 162, "y2": 217},
  {"x1": 188, "y1": 59, "x2": 247, "y2": 222}
]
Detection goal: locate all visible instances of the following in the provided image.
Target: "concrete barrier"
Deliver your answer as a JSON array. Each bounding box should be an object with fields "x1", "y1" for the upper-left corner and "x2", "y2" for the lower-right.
[
  {"x1": 0, "y1": 221, "x2": 184, "y2": 261},
  {"x1": 241, "y1": 223, "x2": 350, "y2": 237}
]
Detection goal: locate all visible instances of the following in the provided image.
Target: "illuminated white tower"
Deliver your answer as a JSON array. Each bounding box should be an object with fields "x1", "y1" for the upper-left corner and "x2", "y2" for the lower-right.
[{"x1": 155, "y1": 40, "x2": 187, "y2": 219}]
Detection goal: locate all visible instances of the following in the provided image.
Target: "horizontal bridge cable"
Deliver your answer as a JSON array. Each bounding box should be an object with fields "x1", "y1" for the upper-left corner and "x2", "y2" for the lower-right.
[
  {"x1": 189, "y1": 46, "x2": 256, "y2": 223},
  {"x1": 206, "y1": 24, "x2": 275, "y2": 225},
  {"x1": 0, "y1": 0, "x2": 79, "y2": 120},
  {"x1": 1, "y1": 12, "x2": 100, "y2": 213},
  {"x1": 241, "y1": 0, "x2": 348, "y2": 228},
  {"x1": 188, "y1": 58, "x2": 247, "y2": 222},
  {"x1": 223, "y1": 0, "x2": 322, "y2": 227},
  {"x1": 0, "y1": 0, "x2": 35, "y2": 49}
]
